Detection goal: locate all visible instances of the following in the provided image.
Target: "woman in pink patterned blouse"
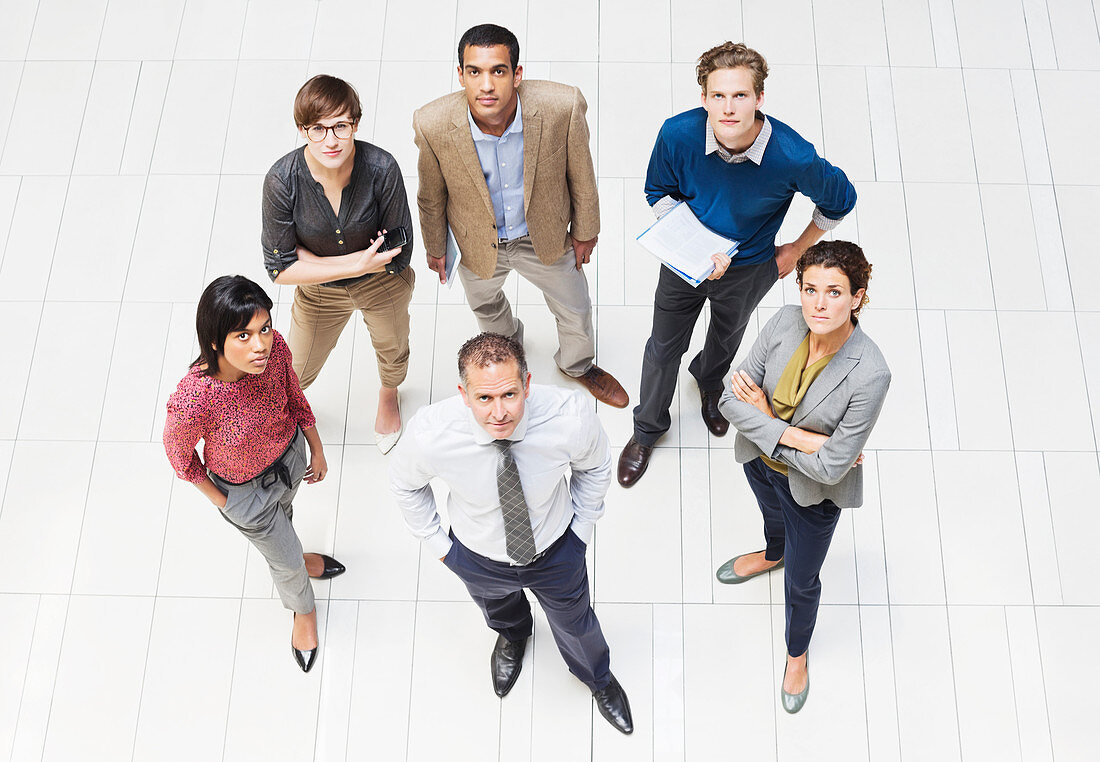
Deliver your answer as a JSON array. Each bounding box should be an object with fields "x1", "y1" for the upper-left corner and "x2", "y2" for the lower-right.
[{"x1": 163, "y1": 275, "x2": 345, "y2": 673}]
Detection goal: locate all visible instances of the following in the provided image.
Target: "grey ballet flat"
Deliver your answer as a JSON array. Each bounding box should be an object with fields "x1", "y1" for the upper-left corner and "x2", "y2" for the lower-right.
[
  {"x1": 715, "y1": 552, "x2": 784, "y2": 584},
  {"x1": 781, "y1": 660, "x2": 809, "y2": 714}
]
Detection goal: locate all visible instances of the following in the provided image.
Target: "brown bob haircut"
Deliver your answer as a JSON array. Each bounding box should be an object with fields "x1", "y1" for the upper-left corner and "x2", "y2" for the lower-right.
[
  {"x1": 293, "y1": 74, "x2": 363, "y2": 128},
  {"x1": 696, "y1": 41, "x2": 769, "y2": 96}
]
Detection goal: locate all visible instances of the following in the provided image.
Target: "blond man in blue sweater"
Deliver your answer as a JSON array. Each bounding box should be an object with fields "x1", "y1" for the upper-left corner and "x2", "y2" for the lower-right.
[{"x1": 618, "y1": 42, "x2": 857, "y2": 487}]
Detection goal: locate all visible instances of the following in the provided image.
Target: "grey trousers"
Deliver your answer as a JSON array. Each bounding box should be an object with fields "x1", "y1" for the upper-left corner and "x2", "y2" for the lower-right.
[
  {"x1": 209, "y1": 430, "x2": 315, "y2": 615},
  {"x1": 457, "y1": 236, "x2": 595, "y2": 377}
]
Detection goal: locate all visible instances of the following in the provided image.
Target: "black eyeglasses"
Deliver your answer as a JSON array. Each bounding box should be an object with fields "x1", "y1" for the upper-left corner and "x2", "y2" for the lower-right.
[{"x1": 304, "y1": 122, "x2": 355, "y2": 142}]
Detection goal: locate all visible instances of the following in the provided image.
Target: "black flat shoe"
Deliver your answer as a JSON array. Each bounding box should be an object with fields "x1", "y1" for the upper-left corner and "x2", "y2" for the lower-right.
[
  {"x1": 491, "y1": 634, "x2": 528, "y2": 697},
  {"x1": 292, "y1": 644, "x2": 318, "y2": 673},
  {"x1": 292, "y1": 612, "x2": 319, "y2": 673},
  {"x1": 592, "y1": 673, "x2": 633, "y2": 734},
  {"x1": 311, "y1": 553, "x2": 346, "y2": 580}
]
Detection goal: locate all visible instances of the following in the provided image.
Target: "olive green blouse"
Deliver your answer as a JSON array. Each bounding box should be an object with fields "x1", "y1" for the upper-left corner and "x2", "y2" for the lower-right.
[{"x1": 760, "y1": 335, "x2": 835, "y2": 475}]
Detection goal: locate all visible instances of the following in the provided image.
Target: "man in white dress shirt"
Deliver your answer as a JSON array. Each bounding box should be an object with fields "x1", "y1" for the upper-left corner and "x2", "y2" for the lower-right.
[{"x1": 388, "y1": 332, "x2": 632, "y2": 735}]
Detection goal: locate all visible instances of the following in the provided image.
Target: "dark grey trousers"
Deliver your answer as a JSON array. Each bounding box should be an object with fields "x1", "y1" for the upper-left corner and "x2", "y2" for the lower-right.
[{"x1": 633, "y1": 258, "x2": 778, "y2": 446}]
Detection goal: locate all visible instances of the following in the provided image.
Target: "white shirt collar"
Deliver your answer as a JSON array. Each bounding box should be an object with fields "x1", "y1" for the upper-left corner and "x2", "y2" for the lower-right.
[{"x1": 705, "y1": 112, "x2": 770, "y2": 165}]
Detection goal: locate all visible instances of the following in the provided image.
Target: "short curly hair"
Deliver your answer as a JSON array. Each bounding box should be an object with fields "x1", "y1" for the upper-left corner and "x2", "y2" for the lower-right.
[
  {"x1": 795, "y1": 240, "x2": 873, "y2": 318},
  {"x1": 458, "y1": 332, "x2": 529, "y2": 386},
  {"x1": 696, "y1": 41, "x2": 768, "y2": 95}
]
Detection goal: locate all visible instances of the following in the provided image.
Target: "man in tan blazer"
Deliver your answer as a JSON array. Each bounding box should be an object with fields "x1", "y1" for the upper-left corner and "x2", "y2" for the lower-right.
[{"x1": 413, "y1": 23, "x2": 628, "y2": 408}]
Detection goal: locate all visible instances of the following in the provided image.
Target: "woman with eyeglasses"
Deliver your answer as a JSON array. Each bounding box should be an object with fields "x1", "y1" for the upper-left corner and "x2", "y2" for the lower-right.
[
  {"x1": 715, "y1": 240, "x2": 891, "y2": 714},
  {"x1": 164, "y1": 275, "x2": 345, "y2": 673},
  {"x1": 262, "y1": 74, "x2": 415, "y2": 454}
]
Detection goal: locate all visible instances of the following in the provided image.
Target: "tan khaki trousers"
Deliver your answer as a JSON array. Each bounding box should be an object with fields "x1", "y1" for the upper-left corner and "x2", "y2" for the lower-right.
[
  {"x1": 288, "y1": 268, "x2": 415, "y2": 389},
  {"x1": 456, "y1": 236, "x2": 595, "y2": 377}
]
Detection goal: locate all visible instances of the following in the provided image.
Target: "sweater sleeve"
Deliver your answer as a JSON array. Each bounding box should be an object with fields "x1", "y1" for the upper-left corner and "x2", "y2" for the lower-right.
[
  {"x1": 794, "y1": 150, "x2": 857, "y2": 228},
  {"x1": 163, "y1": 374, "x2": 213, "y2": 484},
  {"x1": 644, "y1": 122, "x2": 682, "y2": 208},
  {"x1": 276, "y1": 332, "x2": 315, "y2": 430}
]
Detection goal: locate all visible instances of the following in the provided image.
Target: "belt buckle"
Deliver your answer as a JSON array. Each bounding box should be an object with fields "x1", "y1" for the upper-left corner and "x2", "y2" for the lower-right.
[{"x1": 260, "y1": 470, "x2": 278, "y2": 489}]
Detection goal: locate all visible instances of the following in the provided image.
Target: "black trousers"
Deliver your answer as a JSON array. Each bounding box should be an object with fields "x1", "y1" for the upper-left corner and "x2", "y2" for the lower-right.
[
  {"x1": 633, "y1": 259, "x2": 778, "y2": 446},
  {"x1": 743, "y1": 457, "x2": 841, "y2": 658},
  {"x1": 444, "y1": 528, "x2": 612, "y2": 691}
]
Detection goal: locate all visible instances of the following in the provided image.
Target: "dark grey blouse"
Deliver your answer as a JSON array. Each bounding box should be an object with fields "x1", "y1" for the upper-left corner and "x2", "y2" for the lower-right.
[{"x1": 261, "y1": 140, "x2": 413, "y2": 286}]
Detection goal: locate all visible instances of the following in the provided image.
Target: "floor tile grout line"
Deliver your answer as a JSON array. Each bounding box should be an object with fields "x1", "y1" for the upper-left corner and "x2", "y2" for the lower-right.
[
  {"x1": 872, "y1": 452, "x2": 905, "y2": 760},
  {"x1": 1025, "y1": 482, "x2": 1059, "y2": 762},
  {"x1": 0, "y1": 0, "x2": 41, "y2": 166},
  {"x1": 938, "y1": 310, "x2": 962, "y2": 448},
  {"x1": 0, "y1": 175, "x2": 21, "y2": 278},
  {"x1": 113, "y1": 60, "x2": 143, "y2": 177},
  {"x1": 1001, "y1": 604, "x2": 1028, "y2": 762},
  {"x1": 6, "y1": 593, "x2": 42, "y2": 762}
]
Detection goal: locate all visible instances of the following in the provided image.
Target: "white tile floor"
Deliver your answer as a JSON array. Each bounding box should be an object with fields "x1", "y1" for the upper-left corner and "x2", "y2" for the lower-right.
[{"x1": 0, "y1": 0, "x2": 1097, "y2": 759}]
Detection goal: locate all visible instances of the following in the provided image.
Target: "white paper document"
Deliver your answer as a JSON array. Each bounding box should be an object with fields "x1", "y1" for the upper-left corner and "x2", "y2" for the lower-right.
[
  {"x1": 444, "y1": 225, "x2": 462, "y2": 289},
  {"x1": 636, "y1": 201, "x2": 739, "y2": 286}
]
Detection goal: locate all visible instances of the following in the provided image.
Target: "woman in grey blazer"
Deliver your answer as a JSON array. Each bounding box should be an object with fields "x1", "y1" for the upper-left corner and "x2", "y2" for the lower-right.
[{"x1": 716, "y1": 240, "x2": 891, "y2": 714}]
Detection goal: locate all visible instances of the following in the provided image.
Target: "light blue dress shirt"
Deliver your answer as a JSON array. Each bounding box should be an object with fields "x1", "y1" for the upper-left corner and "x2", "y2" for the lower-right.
[{"x1": 468, "y1": 98, "x2": 528, "y2": 240}]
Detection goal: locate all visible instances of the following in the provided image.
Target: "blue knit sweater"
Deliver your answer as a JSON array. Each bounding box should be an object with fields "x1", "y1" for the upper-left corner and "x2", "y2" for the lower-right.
[{"x1": 644, "y1": 108, "x2": 856, "y2": 267}]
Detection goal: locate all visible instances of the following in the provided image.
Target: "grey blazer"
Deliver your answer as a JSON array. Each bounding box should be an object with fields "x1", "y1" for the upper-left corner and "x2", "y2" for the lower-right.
[{"x1": 718, "y1": 305, "x2": 891, "y2": 509}]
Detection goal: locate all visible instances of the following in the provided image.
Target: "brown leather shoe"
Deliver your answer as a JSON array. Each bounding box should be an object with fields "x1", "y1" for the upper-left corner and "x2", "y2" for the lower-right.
[
  {"x1": 700, "y1": 389, "x2": 729, "y2": 437},
  {"x1": 570, "y1": 365, "x2": 629, "y2": 408},
  {"x1": 617, "y1": 437, "x2": 653, "y2": 487}
]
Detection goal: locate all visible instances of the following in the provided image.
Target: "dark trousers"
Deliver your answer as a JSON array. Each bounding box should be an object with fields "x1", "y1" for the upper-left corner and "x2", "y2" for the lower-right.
[
  {"x1": 633, "y1": 259, "x2": 778, "y2": 445},
  {"x1": 743, "y1": 457, "x2": 841, "y2": 658},
  {"x1": 444, "y1": 528, "x2": 611, "y2": 691}
]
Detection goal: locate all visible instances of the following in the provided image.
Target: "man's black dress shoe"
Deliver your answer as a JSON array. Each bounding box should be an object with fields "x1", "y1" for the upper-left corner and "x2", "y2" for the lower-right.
[
  {"x1": 312, "y1": 553, "x2": 346, "y2": 580},
  {"x1": 617, "y1": 437, "x2": 653, "y2": 488},
  {"x1": 700, "y1": 389, "x2": 729, "y2": 437},
  {"x1": 592, "y1": 674, "x2": 633, "y2": 734},
  {"x1": 491, "y1": 634, "x2": 528, "y2": 697}
]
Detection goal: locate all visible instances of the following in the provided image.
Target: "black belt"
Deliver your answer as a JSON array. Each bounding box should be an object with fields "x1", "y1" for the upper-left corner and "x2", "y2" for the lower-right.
[{"x1": 212, "y1": 429, "x2": 300, "y2": 488}]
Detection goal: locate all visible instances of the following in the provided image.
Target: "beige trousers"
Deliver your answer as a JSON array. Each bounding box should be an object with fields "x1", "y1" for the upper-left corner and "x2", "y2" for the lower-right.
[
  {"x1": 288, "y1": 268, "x2": 415, "y2": 389},
  {"x1": 456, "y1": 236, "x2": 595, "y2": 377}
]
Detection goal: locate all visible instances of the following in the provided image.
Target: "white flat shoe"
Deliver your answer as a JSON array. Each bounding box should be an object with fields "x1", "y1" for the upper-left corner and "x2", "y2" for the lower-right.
[
  {"x1": 375, "y1": 428, "x2": 402, "y2": 454},
  {"x1": 375, "y1": 394, "x2": 402, "y2": 454}
]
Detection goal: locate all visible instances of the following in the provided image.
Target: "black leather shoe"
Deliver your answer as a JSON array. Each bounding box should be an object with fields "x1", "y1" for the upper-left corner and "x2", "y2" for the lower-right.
[
  {"x1": 313, "y1": 553, "x2": 346, "y2": 580},
  {"x1": 491, "y1": 634, "x2": 528, "y2": 697},
  {"x1": 592, "y1": 674, "x2": 633, "y2": 735},
  {"x1": 700, "y1": 389, "x2": 729, "y2": 437},
  {"x1": 617, "y1": 437, "x2": 653, "y2": 488}
]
